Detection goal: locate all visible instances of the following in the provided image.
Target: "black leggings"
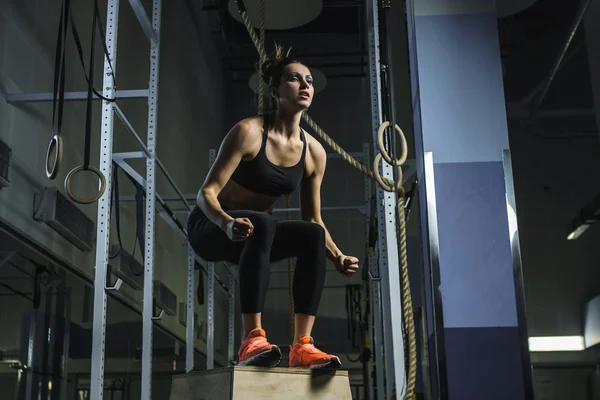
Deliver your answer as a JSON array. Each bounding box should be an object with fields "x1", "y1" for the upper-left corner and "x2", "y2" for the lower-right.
[{"x1": 187, "y1": 206, "x2": 327, "y2": 315}]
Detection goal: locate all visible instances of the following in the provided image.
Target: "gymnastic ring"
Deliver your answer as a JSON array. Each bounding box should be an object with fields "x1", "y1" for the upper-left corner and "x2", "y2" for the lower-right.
[
  {"x1": 377, "y1": 121, "x2": 408, "y2": 167},
  {"x1": 45, "y1": 135, "x2": 63, "y2": 180},
  {"x1": 64, "y1": 165, "x2": 107, "y2": 205},
  {"x1": 373, "y1": 153, "x2": 403, "y2": 193}
]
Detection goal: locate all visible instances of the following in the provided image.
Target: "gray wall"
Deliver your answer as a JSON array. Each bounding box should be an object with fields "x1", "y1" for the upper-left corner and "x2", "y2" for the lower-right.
[{"x1": 0, "y1": 0, "x2": 229, "y2": 376}]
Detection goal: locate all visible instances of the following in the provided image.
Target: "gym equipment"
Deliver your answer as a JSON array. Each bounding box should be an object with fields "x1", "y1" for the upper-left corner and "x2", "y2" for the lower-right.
[{"x1": 169, "y1": 366, "x2": 352, "y2": 400}]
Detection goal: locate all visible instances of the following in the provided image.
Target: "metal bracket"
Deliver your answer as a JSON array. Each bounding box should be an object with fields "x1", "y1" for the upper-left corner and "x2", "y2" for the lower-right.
[
  {"x1": 368, "y1": 271, "x2": 382, "y2": 282},
  {"x1": 151, "y1": 298, "x2": 164, "y2": 320},
  {"x1": 152, "y1": 310, "x2": 165, "y2": 321},
  {"x1": 106, "y1": 278, "x2": 122, "y2": 291}
]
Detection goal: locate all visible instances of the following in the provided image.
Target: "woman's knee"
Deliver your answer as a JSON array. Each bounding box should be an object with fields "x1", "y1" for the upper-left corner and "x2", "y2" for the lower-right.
[
  {"x1": 245, "y1": 212, "x2": 277, "y2": 241},
  {"x1": 298, "y1": 222, "x2": 326, "y2": 250}
]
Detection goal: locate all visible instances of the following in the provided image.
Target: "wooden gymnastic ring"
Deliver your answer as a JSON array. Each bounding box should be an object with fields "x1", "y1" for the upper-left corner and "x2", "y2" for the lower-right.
[
  {"x1": 46, "y1": 135, "x2": 63, "y2": 179},
  {"x1": 376, "y1": 121, "x2": 408, "y2": 167},
  {"x1": 64, "y1": 165, "x2": 107, "y2": 205}
]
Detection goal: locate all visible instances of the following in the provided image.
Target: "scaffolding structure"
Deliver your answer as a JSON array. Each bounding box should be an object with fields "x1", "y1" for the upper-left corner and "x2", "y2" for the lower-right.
[
  {"x1": 86, "y1": 2, "x2": 237, "y2": 398},
  {"x1": 5, "y1": 0, "x2": 409, "y2": 398}
]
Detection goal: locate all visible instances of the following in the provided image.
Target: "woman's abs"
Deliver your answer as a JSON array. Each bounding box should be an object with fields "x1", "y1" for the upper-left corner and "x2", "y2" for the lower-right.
[{"x1": 218, "y1": 179, "x2": 279, "y2": 212}]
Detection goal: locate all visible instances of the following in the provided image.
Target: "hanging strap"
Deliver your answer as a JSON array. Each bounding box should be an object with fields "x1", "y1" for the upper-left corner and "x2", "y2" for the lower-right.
[
  {"x1": 46, "y1": 0, "x2": 71, "y2": 179},
  {"x1": 64, "y1": 0, "x2": 118, "y2": 205}
]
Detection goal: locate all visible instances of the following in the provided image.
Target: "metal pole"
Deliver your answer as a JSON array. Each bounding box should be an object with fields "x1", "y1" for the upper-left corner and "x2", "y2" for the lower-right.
[
  {"x1": 156, "y1": 157, "x2": 192, "y2": 211},
  {"x1": 362, "y1": 142, "x2": 374, "y2": 400},
  {"x1": 61, "y1": 288, "x2": 72, "y2": 400},
  {"x1": 141, "y1": 0, "x2": 162, "y2": 399},
  {"x1": 365, "y1": 0, "x2": 406, "y2": 398},
  {"x1": 90, "y1": 0, "x2": 120, "y2": 398},
  {"x1": 23, "y1": 311, "x2": 37, "y2": 400},
  {"x1": 4, "y1": 89, "x2": 148, "y2": 103},
  {"x1": 113, "y1": 104, "x2": 152, "y2": 157},
  {"x1": 186, "y1": 244, "x2": 196, "y2": 372},
  {"x1": 228, "y1": 272, "x2": 236, "y2": 365},
  {"x1": 206, "y1": 150, "x2": 217, "y2": 370},
  {"x1": 127, "y1": 0, "x2": 159, "y2": 46}
]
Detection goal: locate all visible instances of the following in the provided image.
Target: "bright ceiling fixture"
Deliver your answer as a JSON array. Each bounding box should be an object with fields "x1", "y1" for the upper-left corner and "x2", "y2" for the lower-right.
[{"x1": 528, "y1": 336, "x2": 585, "y2": 352}]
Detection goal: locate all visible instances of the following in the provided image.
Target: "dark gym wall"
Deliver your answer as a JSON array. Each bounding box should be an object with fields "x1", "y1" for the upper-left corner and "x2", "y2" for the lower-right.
[{"x1": 0, "y1": 0, "x2": 231, "y2": 370}]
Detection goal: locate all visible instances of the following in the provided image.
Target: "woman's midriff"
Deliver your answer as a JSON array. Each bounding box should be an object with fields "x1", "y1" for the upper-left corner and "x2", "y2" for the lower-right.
[{"x1": 218, "y1": 179, "x2": 279, "y2": 213}]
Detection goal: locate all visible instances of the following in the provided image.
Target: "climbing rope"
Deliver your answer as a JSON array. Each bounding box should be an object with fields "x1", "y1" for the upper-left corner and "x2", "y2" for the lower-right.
[
  {"x1": 234, "y1": 1, "x2": 416, "y2": 397},
  {"x1": 257, "y1": 0, "x2": 266, "y2": 114}
]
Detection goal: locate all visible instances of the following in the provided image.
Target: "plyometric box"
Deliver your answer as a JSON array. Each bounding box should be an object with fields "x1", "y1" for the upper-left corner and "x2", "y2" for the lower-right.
[{"x1": 169, "y1": 366, "x2": 352, "y2": 400}]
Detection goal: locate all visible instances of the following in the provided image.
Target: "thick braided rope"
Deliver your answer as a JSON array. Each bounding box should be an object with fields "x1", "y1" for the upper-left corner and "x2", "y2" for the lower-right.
[
  {"x1": 257, "y1": 0, "x2": 266, "y2": 114},
  {"x1": 236, "y1": 3, "x2": 416, "y2": 397},
  {"x1": 397, "y1": 194, "x2": 417, "y2": 398}
]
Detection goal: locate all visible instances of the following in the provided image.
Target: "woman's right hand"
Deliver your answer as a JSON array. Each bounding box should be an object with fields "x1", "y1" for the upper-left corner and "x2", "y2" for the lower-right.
[{"x1": 225, "y1": 218, "x2": 254, "y2": 241}]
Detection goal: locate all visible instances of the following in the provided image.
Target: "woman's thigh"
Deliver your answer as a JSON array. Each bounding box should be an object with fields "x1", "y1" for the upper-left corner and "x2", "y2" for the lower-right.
[
  {"x1": 188, "y1": 208, "x2": 276, "y2": 263},
  {"x1": 270, "y1": 220, "x2": 325, "y2": 261}
]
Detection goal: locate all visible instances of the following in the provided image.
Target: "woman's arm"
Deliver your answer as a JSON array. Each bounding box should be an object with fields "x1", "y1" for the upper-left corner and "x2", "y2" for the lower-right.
[
  {"x1": 299, "y1": 141, "x2": 343, "y2": 262},
  {"x1": 197, "y1": 119, "x2": 257, "y2": 231}
]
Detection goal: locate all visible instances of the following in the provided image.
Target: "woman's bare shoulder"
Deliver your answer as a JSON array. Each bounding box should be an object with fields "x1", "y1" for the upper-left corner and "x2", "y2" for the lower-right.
[
  {"x1": 222, "y1": 115, "x2": 265, "y2": 156},
  {"x1": 302, "y1": 130, "x2": 327, "y2": 177},
  {"x1": 232, "y1": 115, "x2": 264, "y2": 137},
  {"x1": 303, "y1": 131, "x2": 326, "y2": 159}
]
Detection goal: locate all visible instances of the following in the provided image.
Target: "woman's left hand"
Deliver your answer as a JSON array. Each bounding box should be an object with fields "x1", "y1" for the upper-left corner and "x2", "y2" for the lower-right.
[{"x1": 334, "y1": 255, "x2": 360, "y2": 277}]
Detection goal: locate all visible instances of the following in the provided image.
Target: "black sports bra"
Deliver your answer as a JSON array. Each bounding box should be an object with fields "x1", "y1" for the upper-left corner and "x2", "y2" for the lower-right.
[{"x1": 230, "y1": 114, "x2": 307, "y2": 197}]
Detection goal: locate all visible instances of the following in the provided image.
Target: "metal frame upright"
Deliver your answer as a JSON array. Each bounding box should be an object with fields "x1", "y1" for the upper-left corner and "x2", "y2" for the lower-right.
[
  {"x1": 88, "y1": 0, "x2": 124, "y2": 398},
  {"x1": 99, "y1": 2, "x2": 237, "y2": 390},
  {"x1": 89, "y1": 1, "x2": 165, "y2": 399},
  {"x1": 366, "y1": 0, "x2": 407, "y2": 398}
]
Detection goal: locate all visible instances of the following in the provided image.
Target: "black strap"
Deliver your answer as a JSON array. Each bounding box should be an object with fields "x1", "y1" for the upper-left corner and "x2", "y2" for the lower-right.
[
  {"x1": 51, "y1": 0, "x2": 117, "y2": 146},
  {"x1": 109, "y1": 163, "x2": 123, "y2": 260},
  {"x1": 51, "y1": 0, "x2": 70, "y2": 140},
  {"x1": 68, "y1": 3, "x2": 116, "y2": 102},
  {"x1": 197, "y1": 262, "x2": 205, "y2": 305},
  {"x1": 82, "y1": 1, "x2": 97, "y2": 170},
  {"x1": 66, "y1": 0, "x2": 117, "y2": 170}
]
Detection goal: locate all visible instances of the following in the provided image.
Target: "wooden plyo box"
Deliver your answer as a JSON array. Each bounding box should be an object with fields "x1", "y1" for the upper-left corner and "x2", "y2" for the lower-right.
[{"x1": 169, "y1": 366, "x2": 353, "y2": 400}]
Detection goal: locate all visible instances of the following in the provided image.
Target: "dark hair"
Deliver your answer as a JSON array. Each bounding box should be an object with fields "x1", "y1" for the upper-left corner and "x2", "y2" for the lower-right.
[{"x1": 257, "y1": 43, "x2": 305, "y2": 110}]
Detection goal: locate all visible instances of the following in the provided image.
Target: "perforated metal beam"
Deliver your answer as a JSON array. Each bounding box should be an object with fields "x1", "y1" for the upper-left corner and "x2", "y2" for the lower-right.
[
  {"x1": 140, "y1": 2, "x2": 163, "y2": 399},
  {"x1": 89, "y1": 1, "x2": 120, "y2": 398},
  {"x1": 366, "y1": 0, "x2": 406, "y2": 397},
  {"x1": 186, "y1": 245, "x2": 195, "y2": 372}
]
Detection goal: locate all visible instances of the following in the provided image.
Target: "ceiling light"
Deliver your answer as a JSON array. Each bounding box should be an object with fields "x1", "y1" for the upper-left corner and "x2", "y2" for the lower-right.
[{"x1": 528, "y1": 336, "x2": 585, "y2": 352}]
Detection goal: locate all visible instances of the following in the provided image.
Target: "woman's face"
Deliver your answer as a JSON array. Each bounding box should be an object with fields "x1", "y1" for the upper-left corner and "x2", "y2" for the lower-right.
[{"x1": 272, "y1": 63, "x2": 314, "y2": 112}]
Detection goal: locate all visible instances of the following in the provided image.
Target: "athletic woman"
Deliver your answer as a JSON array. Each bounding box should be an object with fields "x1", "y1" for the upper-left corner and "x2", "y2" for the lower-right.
[{"x1": 187, "y1": 44, "x2": 360, "y2": 369}]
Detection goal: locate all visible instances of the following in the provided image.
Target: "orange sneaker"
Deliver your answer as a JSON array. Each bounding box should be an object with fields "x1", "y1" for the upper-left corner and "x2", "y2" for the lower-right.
[
  {"x1": 237, "y1": 328, "x2": 282, "y2": 367},
  {"x1": 288, "y1": 336, "x2": 342, "y2": 369}
]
